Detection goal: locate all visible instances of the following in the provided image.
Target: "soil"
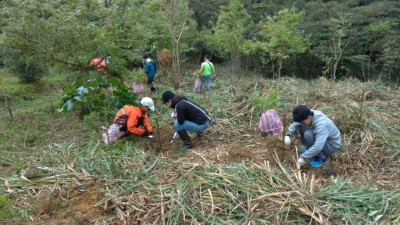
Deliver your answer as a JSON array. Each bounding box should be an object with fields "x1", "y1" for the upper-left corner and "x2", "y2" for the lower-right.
[
  {"x1": 34, "y1": 180, "x2": 111, "y2": 224},
  {"x1": 132, "y1": 123, "x2": 395, "y2": 185},
  {"x1": 142, "y1": 126, "x2": 176, "y2": 152}
]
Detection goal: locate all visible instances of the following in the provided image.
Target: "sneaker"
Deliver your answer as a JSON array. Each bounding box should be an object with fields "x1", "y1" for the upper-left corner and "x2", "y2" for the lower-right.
[
  {"x1": 299, "y1": 146, "x2": 308, "y2": 152},
  {"x1": 309, "y1": 156, "x2": 328, "y2": 167}
]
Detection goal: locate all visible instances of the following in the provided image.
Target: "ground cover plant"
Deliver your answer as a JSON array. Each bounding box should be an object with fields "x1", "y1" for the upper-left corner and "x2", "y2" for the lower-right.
[{"x1": 0, "y1": 65, "x2": 399, "y2": 224}]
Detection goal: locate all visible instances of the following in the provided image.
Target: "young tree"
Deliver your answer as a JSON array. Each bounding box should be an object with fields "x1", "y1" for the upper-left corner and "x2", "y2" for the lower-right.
[
  {"x1": 212, "y1": 0, "x2": 253, "y2": 72},
  {"x1": 327, "y1": 15, "x2": 351, "y2": 81},
  {"x1": 258, "y1": 7, "x2": 310, "y2": 78},
  {"x1": 364, "y1": 21, "x2": 399, "y2": 81},
  {"x1": 379, "y1": 41, "x2": 400, "y2": 81},
  {"x1": 160, "y1": 0, "x2": 196, "y2": 90}
]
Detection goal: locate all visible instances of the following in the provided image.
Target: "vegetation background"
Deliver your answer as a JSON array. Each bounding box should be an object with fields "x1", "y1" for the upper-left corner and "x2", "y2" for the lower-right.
[{"x1": 0, "y1": 0, "x2": 399, "y2": 224}]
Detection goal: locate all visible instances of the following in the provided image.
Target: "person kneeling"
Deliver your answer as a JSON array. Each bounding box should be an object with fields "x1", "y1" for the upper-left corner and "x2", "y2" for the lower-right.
[
  {"x1": 285, "y1": 105, "x2": 341, "y2": 167},
  {"x1": 114, "y1": 97, "x2": 155, "y2": 138},
  {"x1": 162, "y1": 91, "x2": 212, "y2": 150}
]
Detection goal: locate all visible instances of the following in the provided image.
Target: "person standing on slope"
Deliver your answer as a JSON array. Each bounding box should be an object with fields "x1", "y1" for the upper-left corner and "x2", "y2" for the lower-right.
[{"x1": 199, "y1": 54, "x2": 216, "y2": 93}]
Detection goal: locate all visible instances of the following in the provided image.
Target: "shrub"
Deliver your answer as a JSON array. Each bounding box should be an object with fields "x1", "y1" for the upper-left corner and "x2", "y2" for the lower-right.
[{"x1": 3, "y1": 49, "x2": 49, "y2": 83}]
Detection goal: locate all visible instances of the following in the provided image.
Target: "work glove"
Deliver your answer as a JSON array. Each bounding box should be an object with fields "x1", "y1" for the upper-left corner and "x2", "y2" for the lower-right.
[
  {"x1": 297, "y1": 157, "x2": 305, "y2": 167},
  {"x1": 299, "y1": 146, "x2": 308, "y2": 152},
  {"x1": 142, "y1": 130, "x2": 154, "y2": 138},
  {"x1": 170, "y1": 132, "x2": 178, "y2": 143},
  {"x1": 284, "y1": 136, "x2": 291, "y2": 145},
  {"x1": 171, "y1": 111, "x2": 177, "y2": 118}
]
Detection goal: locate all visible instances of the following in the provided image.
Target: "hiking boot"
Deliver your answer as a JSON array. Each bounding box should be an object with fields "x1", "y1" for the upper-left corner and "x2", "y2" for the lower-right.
[
  {"x1": 177, "y1": 130, "x2": 193, "y2": 150},
  {"x1": 309, "y1": 156, "x2": 328, "y2": 167}
]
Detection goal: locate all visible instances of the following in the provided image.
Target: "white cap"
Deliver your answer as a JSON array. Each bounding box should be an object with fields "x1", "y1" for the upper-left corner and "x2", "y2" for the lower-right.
[{"x1": 140, "y1": 97, "x2": 155, "y2": 111}]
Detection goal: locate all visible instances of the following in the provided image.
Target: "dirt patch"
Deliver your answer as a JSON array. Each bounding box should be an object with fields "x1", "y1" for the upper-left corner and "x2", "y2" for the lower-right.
[
  {"x1": 225, "y1": 147, "x2": 255, "y2": 162},
  {"x1": 142, "y1": 126, "x2": 176, "y2": 152},
  {"x1": 179, "y1": 129, "x2": 295, "y2": 166},
  {"x1": 35, "y1": 180, "x2": 110, "y2": 224}
]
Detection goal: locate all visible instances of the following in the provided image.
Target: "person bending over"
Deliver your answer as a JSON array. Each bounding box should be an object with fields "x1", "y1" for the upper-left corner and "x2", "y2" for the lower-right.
[
  {"x1": 162, "y1": 91, "x2": 212, "y2": 150},
  {"x1": 285, "y1": 105, "x2": 341, "y2": 167}
]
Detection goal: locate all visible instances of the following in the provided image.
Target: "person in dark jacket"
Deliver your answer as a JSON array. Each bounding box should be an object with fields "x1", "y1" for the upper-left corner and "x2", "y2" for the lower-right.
[
  {"x1": 162, "y1": 91, "x2": 212, "y2": 150},
  {"x1": 142, "y1": 54, "x2": 156, "y2": 94}
]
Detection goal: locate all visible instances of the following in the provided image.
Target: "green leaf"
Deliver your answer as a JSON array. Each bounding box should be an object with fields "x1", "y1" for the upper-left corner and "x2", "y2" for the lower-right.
[
  {"x1": 79, "y1": 107, "x2": 91, "y2": 120},
  {"x1": 109, "y1": 77, "x2": 120, "y2": 86},
  {"x1": 66, "y1": 100, "x2": 74, "y2": 111}
]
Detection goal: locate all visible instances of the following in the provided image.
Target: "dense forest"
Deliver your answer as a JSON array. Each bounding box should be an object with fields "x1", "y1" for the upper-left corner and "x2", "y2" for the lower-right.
[{"x1": 1, "y1": 0, "x2": 399, "y2": 83}]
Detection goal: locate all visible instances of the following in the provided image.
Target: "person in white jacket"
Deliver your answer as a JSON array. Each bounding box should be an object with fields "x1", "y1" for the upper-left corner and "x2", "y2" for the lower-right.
[{"x1": 285, "y1": 105, "x2": 341, "y2": 167}]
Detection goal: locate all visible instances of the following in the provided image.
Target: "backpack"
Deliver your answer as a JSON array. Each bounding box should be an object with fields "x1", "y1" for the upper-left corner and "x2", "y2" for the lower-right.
[
  {"x1": 102, "y1": 108, "x2": 128, "y2": 144},
  {"x1": 259, "y1": 109, "x2": 283, "y2": 136}
]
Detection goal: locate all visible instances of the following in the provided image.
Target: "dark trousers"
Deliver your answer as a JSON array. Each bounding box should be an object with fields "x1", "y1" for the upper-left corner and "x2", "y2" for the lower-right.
[{"x1": 147, "y1": 77, "x2": 156, "y2": 93}]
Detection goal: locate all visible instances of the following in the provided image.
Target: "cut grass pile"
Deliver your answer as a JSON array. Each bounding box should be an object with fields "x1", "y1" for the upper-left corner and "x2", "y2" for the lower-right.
[{"x1": 2, "y1": 142, "x2": 399, "y2": 224}]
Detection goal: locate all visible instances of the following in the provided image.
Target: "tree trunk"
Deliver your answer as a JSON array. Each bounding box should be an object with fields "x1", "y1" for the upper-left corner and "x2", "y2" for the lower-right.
[
  {"x1": 278, "y1": 58, "x2": 283, "y2": 78},
  {"x1": 231, "y1": 53, "x2": 234, "y2": 74}
]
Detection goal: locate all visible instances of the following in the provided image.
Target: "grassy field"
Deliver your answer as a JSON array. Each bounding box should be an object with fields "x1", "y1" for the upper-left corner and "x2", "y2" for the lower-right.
[{"x1": 0, "y1": 67, "x2": 399, "y2": 224}]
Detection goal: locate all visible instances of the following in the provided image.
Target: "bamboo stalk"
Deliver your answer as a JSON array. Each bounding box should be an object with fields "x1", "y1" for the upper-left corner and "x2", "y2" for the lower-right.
[
  {"x1": 281, "y1": 112, "x2": 287, "y2": 161},
  {"x1": 155, "y1": 118, "x2": 162, "y2": 150}
]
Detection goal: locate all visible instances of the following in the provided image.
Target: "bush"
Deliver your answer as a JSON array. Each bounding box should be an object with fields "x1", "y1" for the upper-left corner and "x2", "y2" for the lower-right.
[
  {"x1": 252, "y1": 89, "x2": 279, "y2": 115},
  {"x1": 3, "y1": 49, "x2": 49, "y2": 83}
]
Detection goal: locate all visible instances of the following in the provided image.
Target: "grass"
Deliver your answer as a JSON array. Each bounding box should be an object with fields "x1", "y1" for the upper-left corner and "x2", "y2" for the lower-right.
[
  {"x1": 0, "y1": 68, "x2": 399, "y2": 224},
  {"x1": 0, "y1": 195, "x2": 14, "y2": 219}
]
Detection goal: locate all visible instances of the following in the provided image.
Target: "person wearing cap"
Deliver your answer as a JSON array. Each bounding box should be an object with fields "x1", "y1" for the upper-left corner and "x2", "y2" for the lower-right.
[
  {"x1": 162, "y1": 91, "x2": 212, "y2": 150},
  {"x1": 142, "y1": 54, "x2": 157, "y2": 94},
  {"x1": 113, "y1": 97, "x2": 155, "y2": 138},
  {"x1": 284, "y1": 105, "x2": 341, "y2": 167}
]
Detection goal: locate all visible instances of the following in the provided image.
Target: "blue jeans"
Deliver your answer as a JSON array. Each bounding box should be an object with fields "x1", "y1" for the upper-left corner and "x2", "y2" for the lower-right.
[
  {"x1": 174, "y1": 120, "x2": 209, "y2": 132},
  {"x1": 299, "y1": 126, "x2": 338, "y2": 158},
  {"x1": 200, "y1": 75, "x2": 211, "y2": 91}
]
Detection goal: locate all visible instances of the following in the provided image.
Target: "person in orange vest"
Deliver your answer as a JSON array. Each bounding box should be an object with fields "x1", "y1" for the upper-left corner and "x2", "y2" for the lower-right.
[
  {"x1": 90, "y1": 55, "x2": 110, "y2": 74},
  {"x1": 113, "y1": 97, "x2": 155, "y2": 138}
]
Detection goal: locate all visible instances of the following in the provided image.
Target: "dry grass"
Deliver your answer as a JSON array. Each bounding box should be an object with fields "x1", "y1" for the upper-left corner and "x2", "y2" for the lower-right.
[{"x1": 0, "y1": 68, "x2": 399, "y2": 224}]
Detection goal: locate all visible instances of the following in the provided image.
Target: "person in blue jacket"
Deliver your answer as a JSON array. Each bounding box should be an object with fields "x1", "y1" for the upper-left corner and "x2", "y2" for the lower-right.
[
  {"x1": 142, "y1": 54, "x2": 156, "y2": 94},
  {"x1": 284, "y1": 105, "x2": 341, "y2": 167}
]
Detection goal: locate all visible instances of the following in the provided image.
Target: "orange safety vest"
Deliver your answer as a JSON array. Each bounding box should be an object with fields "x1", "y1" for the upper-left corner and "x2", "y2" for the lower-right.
[{"x1": 113, "y1": 105, "x2": 152, "y2": 136}]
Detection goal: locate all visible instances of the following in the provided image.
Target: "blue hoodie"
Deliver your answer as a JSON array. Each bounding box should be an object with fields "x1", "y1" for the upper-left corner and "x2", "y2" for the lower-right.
[
  {"x1": 287, "y1": 110, "x2": 341, "y2": 159},
  {"x1": 144, "y1": 60, "x2": 156, "y2": 78}
]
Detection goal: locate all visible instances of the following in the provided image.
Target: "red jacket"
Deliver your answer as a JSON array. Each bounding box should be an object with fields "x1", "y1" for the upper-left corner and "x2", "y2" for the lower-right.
[{"x1": 113, "y1": 105, "x2": 152, "y2": 136}]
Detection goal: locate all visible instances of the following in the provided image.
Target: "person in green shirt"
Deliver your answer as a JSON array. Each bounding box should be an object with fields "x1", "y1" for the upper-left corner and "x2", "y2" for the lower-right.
[{"x1": 199, "y1": 55, "x2": 216, "y2": 92}]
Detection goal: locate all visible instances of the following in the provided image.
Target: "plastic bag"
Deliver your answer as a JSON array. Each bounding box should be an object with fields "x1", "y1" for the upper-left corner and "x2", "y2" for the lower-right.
[
  {"x1": 194, "y1": 78, "x2": 201, "y2": 91},
  {"x1": 133, "y1": 82, "x2": 144, "y2": 94},
  {"x1": 259, "y1": 109, "x2": 283, "y2": 136},
  {"x1": 102, "y1": 124, "x2": 126, "y2": 144}
]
